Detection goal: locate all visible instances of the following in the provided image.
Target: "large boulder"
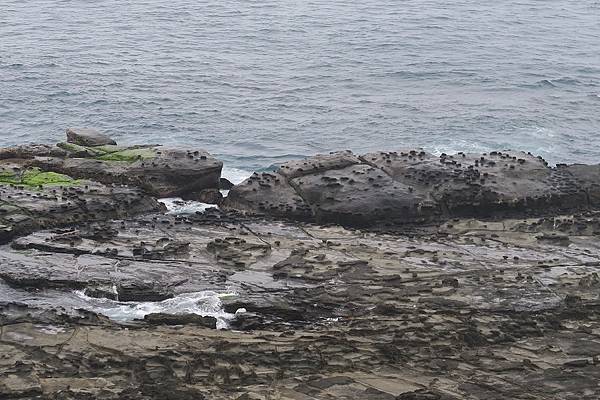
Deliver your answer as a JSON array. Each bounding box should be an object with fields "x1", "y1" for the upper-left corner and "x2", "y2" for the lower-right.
[
  {"x1": 66, "y1": 128, "x2": 117, "y2": 147},
  {"x1": 562, "y1": 164, "x2": 600, "y2": 207},
  {"x1": 289, "y1": 163, "x2": 438, "y2": 225}
]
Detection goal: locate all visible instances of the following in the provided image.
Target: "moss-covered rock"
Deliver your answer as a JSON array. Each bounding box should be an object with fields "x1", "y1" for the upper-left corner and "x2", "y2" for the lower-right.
[
  {"x1": 97, "y1": 148, "x2": 157, "y2": 162},
  {"x1": 0, "y1": 167, "x2": 80, "y2": 188}
]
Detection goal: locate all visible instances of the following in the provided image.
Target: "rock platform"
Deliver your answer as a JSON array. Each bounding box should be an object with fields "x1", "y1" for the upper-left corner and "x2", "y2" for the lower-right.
[
  {"x1": 224, "y1": 150, "x2": 600, "y2": 226},
  {"x1": 1, "y1": 133, "x2": 600, "y2": 399}
]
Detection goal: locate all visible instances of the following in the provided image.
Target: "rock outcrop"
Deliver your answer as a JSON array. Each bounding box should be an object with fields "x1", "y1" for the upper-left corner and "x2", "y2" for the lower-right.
[
  {"x1": 0, "y1": 164, "x2": 161, "y2": 244},
  {"x1": 66, "y1": 127, "x2": 117, "y2": 146},
  {"x1": 224, "y1": 149, "x2": 599, "y2": 226},
  {"x1": 0, "y1": 129, "x2": 223, "y2": 200},
  {"x1": 2, "y1": 210, "x2": 600, "y2": 399},
  {"x1": 2, "y1": 137, "x2": 600, "y2": 399}
]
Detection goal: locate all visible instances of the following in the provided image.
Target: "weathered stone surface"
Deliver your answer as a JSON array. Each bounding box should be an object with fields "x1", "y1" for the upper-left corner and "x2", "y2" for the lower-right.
[
  {"x1": 291, "y1": 163, "x2": 438, "y2": 225},
  {"x1": 563, "y1": 163, "x2": 600, "y2": 207},
  {"x1": 227, "y1": 150, "x2": 598, "y2": 226},
  {"x1": 223, "y1": 172, "x2": 313, "y2": 220},
  {"x1": 34, "y1": 146, "x2": 223, "y2": 198},
  {"x1": 2, "y1": 141, "x2": 600, "y2": 398},
  {"x1": 278, "y1": 150, "x2": 361, "y2": 179},
  {"x1": 363, "y1": 150, "x2": 586, "y2": 217},
  {"x1": 0, "y1": 144, "x2": 68, "y2": 160},
  {"x1": 66, "y1": 127, "x2": 117, "y2": 146},
  {"x1": 2, "y1": 210, "x2": 600, "y2": 399},
  {"x1": 143, "y1": 313, "x2": 217, "y2": 328},
  {"x1": 0, "y1": 164, "x2": 162, "y2": 243}
]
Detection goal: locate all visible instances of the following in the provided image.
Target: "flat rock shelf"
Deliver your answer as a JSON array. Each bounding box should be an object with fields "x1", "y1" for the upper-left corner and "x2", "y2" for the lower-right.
[{"x1": 1, "y1": 130, "x2": 600, "y2": 399}]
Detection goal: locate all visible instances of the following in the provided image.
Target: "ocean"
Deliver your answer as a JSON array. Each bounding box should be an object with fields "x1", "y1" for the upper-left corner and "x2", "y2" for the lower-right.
[{"x1": 1, "y1": 0, "x2": 600, "y2": 178}]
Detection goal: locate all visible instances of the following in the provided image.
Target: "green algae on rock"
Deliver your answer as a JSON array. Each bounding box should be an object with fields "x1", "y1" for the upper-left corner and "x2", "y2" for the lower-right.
[
  {"x1": 96, "y1": 147, "x2": 158, "y2": 162},
  {"x1": 0, "y1": 167, "x2": 81, "y2": 188}
]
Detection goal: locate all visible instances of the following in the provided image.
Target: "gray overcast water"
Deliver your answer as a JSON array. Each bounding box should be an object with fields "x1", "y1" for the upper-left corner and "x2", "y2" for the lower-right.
[{"x1": 1, "y1": 0, "x2": 600, "y2": 171}]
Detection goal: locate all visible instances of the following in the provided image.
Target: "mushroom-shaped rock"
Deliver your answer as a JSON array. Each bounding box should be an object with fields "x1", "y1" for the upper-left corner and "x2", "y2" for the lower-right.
[{"x1": 66, "y1": 128, "x2": 117, "y2": 147}]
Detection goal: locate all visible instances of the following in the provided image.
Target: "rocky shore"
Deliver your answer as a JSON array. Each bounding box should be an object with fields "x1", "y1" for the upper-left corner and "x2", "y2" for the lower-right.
[{"x1": 1, "y1": 129, "x2": 600, "y2": 399}]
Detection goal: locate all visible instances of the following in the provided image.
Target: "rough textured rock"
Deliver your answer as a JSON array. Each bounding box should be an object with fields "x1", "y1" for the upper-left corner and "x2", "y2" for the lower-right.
[
  {"x1": 143, "y1": 313, "x2": 217, "y2": 328},
  {"x1": 226, "y1": 150, "x2": 598, "y2": 226},
  {"x1": 34, "y1": 146, "x2": 223, "y2": 198},
  {"x1": 66, "y1": 127, "x2": 117, "y2": 146},
  {"x1": 278, "y1": 150, "x2": 361, "y2": 179},
  {"x1": 2, "y1": 141, "x2": 600, "y2": 398},
  {"x1": 363, "y1": 150, "x2": 585, "y2": 217},
  {"x1": 0, "y1": 164, "x2": 162, "y2": 243},
  {"x1": 0, "y1": 132, "x2": 223, "y2": 200},
  {"x1": 290, "y1": 163, "x2": 438, "y2": 225},
  {"x1": 2, "y1": 210, "x2": 600, "y2": 399},
  {"x1": 224, "y1": 171, "x2": 313, "y2": 221},
  {"x1": 563, "y1": 164, "x2": 600, "y2": 207}
]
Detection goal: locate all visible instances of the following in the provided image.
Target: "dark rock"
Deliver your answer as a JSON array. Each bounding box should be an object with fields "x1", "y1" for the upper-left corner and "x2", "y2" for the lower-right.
[
  {"x1": 290, "y1": 163, "x2": 437, "y2": 226},
  {"x1": 220, "y1": 177, "x2": 234, "y2": 190},
  {"x1": 278, "y1": 150, "x2": 361, "y2": 179},
  {"x1": 34, "y1": 146, "x2": 222, "y2": 198},
  {"x1": 396, "y1": 390, "x2": 442, "y2": 400},
  {"x1": 143, "y1": 313, "x2": 217, "y2": 328},
  {"x1": 226, "y1": 150, "x2": 596, "y2": 226},
  {"x1": 194, "y1": 188, "x2": 223, "y2": 204},
  {"x1": 223, "y1": 171, "x2": 313, "y2": 221},
  {"x1": 66, "y1": 127, "x2": 117, "y2": 146},
  {"x1": 563, "y1": 164, "x2": 600, "y2": 207},
  {"x1": 0, "y1": 167, "x2": 162, "y2": 243}
]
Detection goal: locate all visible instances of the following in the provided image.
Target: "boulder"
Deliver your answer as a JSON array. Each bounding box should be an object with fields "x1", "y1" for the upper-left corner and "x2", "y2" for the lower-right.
[
  {"x1": 563, "y1": 164, "x2": 600, "y2": 207},
  {"x1": 66, "y1": 128, "x2": 117, "y2": 147},
  {"x1": 362, "y1": 150, "x2": 586, "y2": 217},
  {"x1": 290, "y1": 163, "x2": 438, "y2": 225}
]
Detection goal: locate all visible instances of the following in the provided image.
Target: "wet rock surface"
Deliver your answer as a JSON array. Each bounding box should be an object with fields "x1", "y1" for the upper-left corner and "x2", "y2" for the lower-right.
[
  {"x1": 66, "y1": 127, "x2": 117, "y2": 147},
  {"x1": 225, "y1": 150, "x2": 597, "y2": 226},
  {"x1": 2, "y1": 141, "x2": 600, "y2": 398},
  {"x1": 0, "y1": 165, "x2": 162, "y2": 244},
  {"x1": 1, "y1": 209, "x2": 600, "y2": 399},
  {"x1": 1, "y1": 129, "x2": 223, "y2": 199}
]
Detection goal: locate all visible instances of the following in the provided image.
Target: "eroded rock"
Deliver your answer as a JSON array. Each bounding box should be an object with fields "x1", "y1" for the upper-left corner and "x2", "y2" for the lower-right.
[
  {"x1": 66, "y1": 127, "x2": 117, "y2": 147},
  {"x1": 226, "y1": 150, "x2": 600, "y2": 226}
]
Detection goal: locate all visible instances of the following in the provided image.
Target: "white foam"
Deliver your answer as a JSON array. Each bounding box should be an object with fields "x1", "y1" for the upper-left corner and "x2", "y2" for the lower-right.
[
  {"x1": 74, "y1": 290, "x2": 237, "y2": 329},
  {"x1": 222, "y1": 167, "x2": 252, "y2": 185},
  {"x1": 159, "y1": 198, "x2": 218, "y2": 215}
]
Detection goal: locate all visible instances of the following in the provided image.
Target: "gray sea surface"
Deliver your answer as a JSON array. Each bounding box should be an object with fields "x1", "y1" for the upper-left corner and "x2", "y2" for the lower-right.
[{"x1": 1, "y1": 0, "x2": 600, "y2": 172}]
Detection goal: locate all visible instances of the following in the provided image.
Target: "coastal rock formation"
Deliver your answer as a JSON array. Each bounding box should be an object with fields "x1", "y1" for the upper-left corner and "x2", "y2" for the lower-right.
[
  {"x1": 2, "y1": 138, "x2": 600, "y2": 398},
  {"x1": 224, "y1": 149, "x2": 597, "y2": 226},
  {"x1": 0, "y1": 164, "x2": 161, "y2": 244},
  {"x1": 1, "y1": 129, "x2": 223, "y2": 199},
  {"x1": 2, "y1": 210, "x2": 600, "y2": 399},
  {"x1": 66, "y1": 127, "x2": 117, "y2": 147}
]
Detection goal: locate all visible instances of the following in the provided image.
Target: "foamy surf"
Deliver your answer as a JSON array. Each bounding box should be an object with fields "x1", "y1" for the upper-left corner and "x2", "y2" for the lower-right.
[
  {"x1": 74, "y1": 290, "x2": 238, "y2": 329},
  {"x1": 159, "y1": 198, "x2": 218, "y2": 215},
  {"x1": 222, "y1": 166, "x2": 252, "y2": 185}
]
